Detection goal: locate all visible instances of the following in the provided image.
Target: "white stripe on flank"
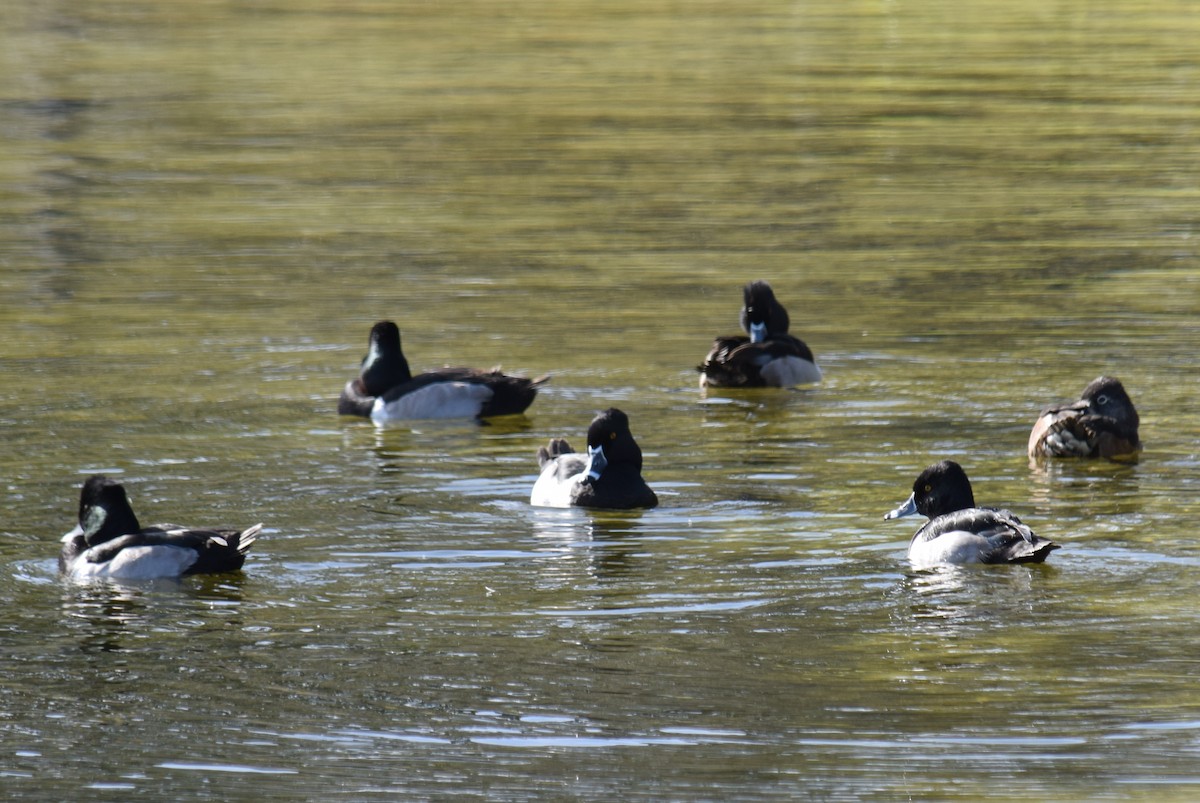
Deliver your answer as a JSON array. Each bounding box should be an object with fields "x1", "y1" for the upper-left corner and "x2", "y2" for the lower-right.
[
  {"x1": 67, "y1": 545, "x2": 198, "y2": 581},
  {"x1": 371, "y1": 382, "x2": 493, "y2": 422}
]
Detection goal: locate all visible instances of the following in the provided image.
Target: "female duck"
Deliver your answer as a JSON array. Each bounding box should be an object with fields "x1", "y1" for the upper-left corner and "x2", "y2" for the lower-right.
[
  {"x1": 338, "y1": 321, "x2": 548, "y2": 422},
  {"x1": 698, "y1": 280, "x2": 822, "y2": 388},
  {"x1": 530, "y1": 408, "x2": 658, "y2": 509},
  {"x1": 884, "y1": 460, "x2": 1058, "y2": 568},
  {"x1": 1027, "y1": 376, "x2": 1140, "y2": 460},
  {"x1": 59, "y1": 475, "x2": 262, "y2": 581}
]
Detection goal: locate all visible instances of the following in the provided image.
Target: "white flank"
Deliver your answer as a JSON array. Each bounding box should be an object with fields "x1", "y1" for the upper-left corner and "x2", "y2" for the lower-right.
[
  {"x1": 530, "y1": 462, "x2": 586, "y2": 508},
  {"x1": 907, "y1": 531, "x2": 989, "y2": 569},
  {"x1": 371, "y1": 382, "x2": 493, "y2": 422},
  {"x1": 67, "y1": 545, "x2": 199, "y2": 581}
]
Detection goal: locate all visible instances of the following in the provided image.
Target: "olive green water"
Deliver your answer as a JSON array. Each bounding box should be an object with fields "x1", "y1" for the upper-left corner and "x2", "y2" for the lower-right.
[{"x1": 2, "y1": 1, "x2": 1200, "y2": 799}]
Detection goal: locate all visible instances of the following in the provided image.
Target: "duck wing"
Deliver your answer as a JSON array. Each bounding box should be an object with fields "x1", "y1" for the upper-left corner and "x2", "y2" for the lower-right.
[
  {"x1": 541, "y1": 451, "x2": 590, "y2": 483},
  {"x1": 373, "y1": 367, "x2": 546, "y2": 420},
  {"x1": 1069, "y1": 412, "x2": 1141, "y2": 458},
  {"x1": 474, "y1": 370, "x2": 548, "y2": 418},
  {"x1": 1029, "y1": 400, "x2": 1094, "y2": 457},
  {"x1": 140, "y1": 523, "x2": 263, "y2": 573},
  {"x1": 700, "y1": 333, "x2": 818, "y2": 388},
  {"x1": 699, "y1": 336, "x2": 766, "y2": 386},
  {"x1": 698, "y1": 335, "x2": 750, "y2": 373},
  {"x1": 916, "y1": 507, "x2": 1057, "y2": 564},
  {"x1": 338, "y1": 378, "x2": 376, "y2": 416},
  {"x1": 753, "y1": 334, "x2": 816, "y2": 365},
  {"x1": 537, "y1": 438, "x2": 577, "y2": 470}
]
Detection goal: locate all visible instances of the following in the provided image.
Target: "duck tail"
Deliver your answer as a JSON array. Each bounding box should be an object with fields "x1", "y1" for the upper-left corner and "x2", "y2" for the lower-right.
[
  {"x1": 1012, "y1": 538, "x2": 1061, "y2": 564},
  {"x1": 537, "y1": 438, "x2": 574, "y2": 468},
  {"x1": 236, "y1": 523, "x2": 264, "y2": 556}
]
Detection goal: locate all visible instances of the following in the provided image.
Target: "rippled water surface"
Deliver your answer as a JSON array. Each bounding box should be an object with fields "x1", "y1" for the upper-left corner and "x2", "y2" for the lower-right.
[{"x1": 2, "y1": 1, "x2": 1199, "y2": 799}]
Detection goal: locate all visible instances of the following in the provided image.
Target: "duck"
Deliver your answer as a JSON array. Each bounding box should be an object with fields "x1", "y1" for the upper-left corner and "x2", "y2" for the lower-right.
[
  {"x1": 59, "y1": 475, "x2": 262, "y2": 581},
  {"x1": 698, "y1": 280, "x2": 822, "y2": 388},
  {"x1": 884, "y1": 460, "x2": 1059, "y2": 568},
  {"x1": 338, "y1": 321, "x2": 548, "y2": 422},
  {"x1": 530, "y1": 408, "x2": 658, "y2": 509},
  {"x1": 1027, "y1": 376, "x2": 1141, "y2": 460}
]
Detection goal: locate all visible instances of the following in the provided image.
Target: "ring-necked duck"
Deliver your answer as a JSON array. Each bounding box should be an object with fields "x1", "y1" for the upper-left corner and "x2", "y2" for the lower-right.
[
  {"x1": 698, "y1": 280, "x2": 822, "y2": 388},
  {"x1": 1027, "y1": 376, "x2": 1140, "y2": 460},
  {"x1": 338, "y1": 321, "x2": 549, "y2": 422},
  {"x1": 59, "y1": 475, "x2": 262, "y2": 581},
  {"x1": 530, "y1": 408, "x2": 658, "y2": 509},
  {"x1": 884, "y1": 460, "x2": 1059, "y2": 568}
]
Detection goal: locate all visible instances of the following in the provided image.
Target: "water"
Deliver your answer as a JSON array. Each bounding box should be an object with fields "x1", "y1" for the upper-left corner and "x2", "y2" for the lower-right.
[{"x1": 2, "y1": 0, "x2": 1199, "y2": 799}]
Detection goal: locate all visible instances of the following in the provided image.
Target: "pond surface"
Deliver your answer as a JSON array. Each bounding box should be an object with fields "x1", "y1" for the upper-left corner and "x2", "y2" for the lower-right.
[{"x1": 2, "y1": 0, "x2": 1199, "y2": 799}]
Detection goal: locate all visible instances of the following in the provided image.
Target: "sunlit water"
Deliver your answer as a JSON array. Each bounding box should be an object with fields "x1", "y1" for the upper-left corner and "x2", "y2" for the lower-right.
[{"x1": 2, "y1": 0, "x2": 1199, "y2": 799}]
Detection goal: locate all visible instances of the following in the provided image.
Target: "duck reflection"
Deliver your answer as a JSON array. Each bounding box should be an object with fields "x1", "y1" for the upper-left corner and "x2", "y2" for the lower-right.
[
  {"x1": 888, "y1": 563, "x2": 1051, "y2": 635},
  {"x1": 698, "y1": 385, "x2": 818, "y2": 416},
  {"x1": 353, "y1": 415, "x2": 536, "y2": 479},
  {"x1": 530, "y1": 508, "x2": 649, "y2": 586},
  {"x1": 1027, "y1": 457, "x2": 1142, "y2": 517},
  {"x1": 60, "y1": 574, "x2": 249, "y2": 654},
  {"x1": 59, "y1": 583, "x2": 154, "y2": 653}
]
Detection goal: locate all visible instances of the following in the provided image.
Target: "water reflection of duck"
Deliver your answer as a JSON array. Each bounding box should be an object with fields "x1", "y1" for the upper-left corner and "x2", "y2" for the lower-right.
[
  {"x1": 884, "y1": 460, "x2": 1059, "y2": 568},
  {"x1": 530, "y1": 511, "x2": 647, "y2": 584},
  {"x1": 698, "y1": 280, "x2": 822, "y2": 388},
  {"x1": 1027, "y1": 376, "x2": 1141, "y2": 460},
  {"x1": 531, "y1": 408, "x2": 658, "y2": 510},
  {"x1": 59, "y1": 475, "x2": 262, "y2": 581},
  {"x1": 338, "y1": 320, "x2": 548, "y2": 422}
]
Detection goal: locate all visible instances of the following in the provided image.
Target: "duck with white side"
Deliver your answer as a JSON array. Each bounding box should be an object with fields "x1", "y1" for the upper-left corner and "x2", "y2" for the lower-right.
[
  {"x1": 699, "y1": 280, "x2": 822, "y2": 388},
  {"x1": 884, "y1": 460, "x2": 1058, "y2": 569},
  {"x1": 338, "y1": 320, "x2": 548, "y2": 422},
  {"x1": 530, "y1": 408, "x2": 658, "y2": 510},
  {"x1": 59, "y1": 475, "x2": 262, "y2": 581}
]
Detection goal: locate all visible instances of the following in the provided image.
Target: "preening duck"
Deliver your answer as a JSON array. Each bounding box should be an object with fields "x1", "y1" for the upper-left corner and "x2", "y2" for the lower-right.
[
  {"x1": 338, "y1": 321, "x2": 548, "y2": 422},
  {"x1": 59, "y1": 475, "x2": 262, "y2": 581},
  {"x1": 530, "y1": 408, "x2": 658, "y2": 510},
  {"x1": 698, "y1": 280, "x2": 821, "y2": 388},
  {"x1": 884, "y1": 460, "x2": 1059, "y2": 568},
  {"x1": 1027, "y1": 376, "x2": 1140, "y2": 460}
]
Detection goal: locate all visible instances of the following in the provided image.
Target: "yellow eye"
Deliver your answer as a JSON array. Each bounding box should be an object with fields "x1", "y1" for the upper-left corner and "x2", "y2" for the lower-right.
[
  {"x1": 924, "y1": 484, "x2": 932, "y2": 492},
  {"x1": 609, "y1": 431, "x2": 617, "y2": 441}
]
